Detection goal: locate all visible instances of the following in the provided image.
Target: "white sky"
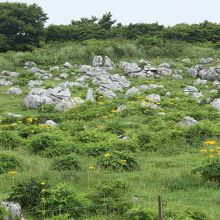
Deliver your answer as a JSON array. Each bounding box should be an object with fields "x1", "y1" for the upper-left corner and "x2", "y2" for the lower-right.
[{"x1": 1, "y1": 0, "x2": 220, "y2": 26}]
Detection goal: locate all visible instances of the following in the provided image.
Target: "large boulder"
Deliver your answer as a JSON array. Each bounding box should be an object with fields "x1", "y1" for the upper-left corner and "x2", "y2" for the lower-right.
[
  {"x1": 1, "y1": 202, "x2": 24, "y2": 220},
  {"x1": 184, "y1": 86, "x2": 198, "y2": 94},
  {"x1": 55, "y1": 97, "x2": 84, "y2": 111},
  {"x1": 24, "y1": 95, "x2": 54, "y2": 109}
]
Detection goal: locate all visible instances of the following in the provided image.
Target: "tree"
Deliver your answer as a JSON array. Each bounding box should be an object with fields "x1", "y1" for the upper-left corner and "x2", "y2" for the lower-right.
[
  {"x1": 0, "y1": 2, "x2": 48, "y2": 52},
  {"x1": 98, "y1": 12, "x2": 116, "y2": 30}
]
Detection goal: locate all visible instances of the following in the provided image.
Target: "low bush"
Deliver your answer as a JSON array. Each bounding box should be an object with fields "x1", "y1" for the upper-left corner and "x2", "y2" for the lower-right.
[
  {"x1": 0, "y1": 131, "x2": 23, "y2": 149},
  {"x1": 97, "y1": 151, "x2": 140, "y2": 171},
  {"x1": 8, "y1": 178, "x2": 50, "y2": 211},
  {"x1": 192, "y1": 158, "x2": 220, "y2": 183},
  {"x1": 52, "y1": 154, "x2": 81, "y2": 171},
  {"x1": 0, "y1": 152, "x2": 22, "y2": 173}
]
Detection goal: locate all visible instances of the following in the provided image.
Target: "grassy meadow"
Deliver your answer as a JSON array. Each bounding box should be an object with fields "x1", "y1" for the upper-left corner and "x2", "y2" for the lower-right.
[{"x1": 0, "y1": 40, "x2": 220, "y2": 219}]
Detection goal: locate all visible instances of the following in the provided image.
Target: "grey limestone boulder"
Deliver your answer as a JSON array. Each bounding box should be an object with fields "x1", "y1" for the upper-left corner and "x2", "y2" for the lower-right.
[
  {"x1": 45, "y1": 120, "x2": 57, "y2": 126},
  {"x1": 28, "y1": 80, "x2": 43, "y2": 87},
  {"x1": 178, "y1": 116, "x2": 198, "y2": 127},
  {"x1": 194, "y1": 78, "x2": 207, "y2": 86},
  {"x1": 0, "y1": 79, "x2": 13, "y2": 86},
  {"x1": 200, "y1": 58, "x2": 213, "y2": 64},
  {"x1": 92, "y1": 56, "x2": 103, "y2": 67},
  {"x1": 55, "y1": 97, "x2": 84, "y2": 111},
  {"x1": 210, "y1": 99, "x2": 220, "y2": 111},
  {"x1": 6, "y1": 87, "x2": 23, "y2": 95},
  {"x1": 86, "y1": 88, "x2": 96, "y2": 102},
  {"x1": 1, "y1": 70, "x2": 20, "y2": 78},
  {"x1": 63, "y1": 62, "x2": 73, "y2": 69},
  {"x1": 1, "y1": 201, "x2": 24, "y2": 220}
]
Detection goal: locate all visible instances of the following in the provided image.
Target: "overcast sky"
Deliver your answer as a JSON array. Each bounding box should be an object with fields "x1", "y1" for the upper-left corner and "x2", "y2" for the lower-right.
[{"x1": 1, "y1": 0, "x2": 220, "y2": 26}]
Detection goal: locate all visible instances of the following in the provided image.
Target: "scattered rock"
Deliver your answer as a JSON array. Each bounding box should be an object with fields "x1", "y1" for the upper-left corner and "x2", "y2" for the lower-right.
[
  {"x1": 178, "y1": 116, "x2": 198, "y2": 127},
  {"x1": 92, "y1": 56, "x2": 103, "y2": 67},
  {"x1": 194, "y1": 78, "x2": 207, "y2": 86},
  {"x1": 55, "y1": 97, "x2": 84, "y2": 111},
  {"x1": 28, "y1": 80, "x2": 43, "y2": 87},
  {"x1": 1, "y1": 201, "x2": 24, "y2": 220},
  {"x1": 210, "y1": 99, "x2": 220, "y2": 112},
  {"x1": 6, "y1": 112, "x2": 22, "y2": 117},
  {"x1": 45, "y1": 120, "x2": 57, "y2": 126},
  {"x1": 200, "y1": 58, "x2": 213, "y2": 64},
  {"x1": 1, "y1": 70, "x2": 19, "y2": 78},
  {"x1": 145, "y1": 94, "x2": 161, "y2": 103},
  {"x1": 59, "y1": 73, "x2": 69, "y2": 79},
  {"x1": 63, "y1": 62, "x2": 73, "y2": 69},
  {"x1": 182, "y1": 58, "x2": 191, "y2": 63},
  {"x1": 6, "y1": 87, "x2": 23, "y2": 95},
  {"x1": 86, "y1": 88, "x2": 96, "y2": 102},
  {"x1": 0, "y1": 79, "x2": 13, "y2": 86}
]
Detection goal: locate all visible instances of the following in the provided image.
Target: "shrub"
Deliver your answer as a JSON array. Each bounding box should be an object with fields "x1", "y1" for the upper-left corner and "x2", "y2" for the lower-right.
[
  {"x1": 192, "y1": 158, "x2": 220, "y2": 183},
  {"x1": 75, "y1": 130, "x2": 107, "y2": 143},
  {"x1": 0, "y1": 152, "x2": 22, "y2": 173},
  {"x1": 186, "y1": 208, "x2": 208, "y2": 220},
  {"x1": 125, "y1": 207, "x2": 157, "y2": 220},
  {"x1": 40, "y1": 184, "x2": 84, "y2": 218},
  {"x1": 18, "y1": 125, "x2": 40, "y2": 138},
  {"x1": 137, "y1": 131, "x2": 153, "y2": 150},
  {"x1": 97, "y1": 151, "x2": 140, "y2": 171},
  {"x1": 104, "y1": 121, "x2": 125, "y2": 135},
  {"x1": 0, "y1": 131, "x2": 23, "y2": 149},
  {"x1": 52, "y1": 154, "x2": 81, "y2": 171},
  {"x1": 89, "y1": 180, "x2": 131, "y2": 215},
  {"x1": 0, "y1": 204, "x2": 8, "y2": 218},
  {"x1": 28, "y1": 132, "x2": 63, "y2": 154},
  {"x1": 8, "y1": 178, "x2": 50, "y2": 211}
]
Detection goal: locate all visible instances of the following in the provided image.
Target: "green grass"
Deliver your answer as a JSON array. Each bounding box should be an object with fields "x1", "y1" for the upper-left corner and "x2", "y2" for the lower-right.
[{"x1": 0, "y1": 41, "x2": 220, "y2": 219}]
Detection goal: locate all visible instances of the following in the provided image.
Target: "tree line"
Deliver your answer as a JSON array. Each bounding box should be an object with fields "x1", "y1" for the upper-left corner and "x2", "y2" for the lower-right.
[{"x1": 1, "y1": 2, "x2": 220, "y2": 52}]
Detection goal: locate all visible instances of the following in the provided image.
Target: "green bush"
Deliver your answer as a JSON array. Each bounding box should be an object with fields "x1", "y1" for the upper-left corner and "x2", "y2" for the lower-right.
[
  {"x1": 97, "y1": 151, "x2": 140, "y2": 171},
  {"x1": 0, "y1": 131, "x2": 23, "y2": 149},
  {"x1": 75, "y1": 130, "x2": 107, "y2": 143},
  {"x1": 89, "y1": 180, "x2": 131, "y2": 215},
  {"x1": 192, "y1": 158, "x2": 220, "y2": 183},
  {"x1": 0, "y1": 152, "x2": 22, "y2": 173},
  {"x1": 8, "y1": 178, "x2": 50, "y2": 211},
  {"x1": 28, "y1": 132, "x2": 63, "y2": 154},
  {"x1": 52, "y1": 154, "x2": 81, "y2": 171},
  {"x1": 186, "y1": 208, "x2": 208, "y2": 220},
  {"x1": 125, "y1": 207, "x2": 157, "y2": 220},
  {"x1": 18, "y1": 125, "x2": 40, "y2": 138},
  {"x1": 40, "y1": 184, "x2": 84, "y2": 218}
]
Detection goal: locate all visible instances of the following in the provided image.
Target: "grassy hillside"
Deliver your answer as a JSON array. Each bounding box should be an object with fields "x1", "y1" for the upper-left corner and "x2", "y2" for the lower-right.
[{"x1": 0, "y1": 42, "x2": 220, "y2": 220}]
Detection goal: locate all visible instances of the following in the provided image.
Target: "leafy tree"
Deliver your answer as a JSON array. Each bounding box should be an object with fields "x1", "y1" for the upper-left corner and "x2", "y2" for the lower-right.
[
  {"x1": 98, "y1": 12, "x2": 116, "y2": 30},
  {"x1": 0, "y1": 2, "x2": 48, "y2": 51}
]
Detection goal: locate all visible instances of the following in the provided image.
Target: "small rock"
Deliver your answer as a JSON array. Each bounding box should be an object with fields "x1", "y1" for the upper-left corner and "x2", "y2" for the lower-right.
[
  {"x1": 178, "y1": 116, "x2": 198, "y2": 127},
  {"x1": 63, "y1": 62, "x2": 73, "y2": 69},
  {"x1": 86, "y1": 88, "x2": 96, "y2": 102},
  {"x1": 92, "y1": 56, "x2": 103, "y2": 67},
  {"x1": 6, "y1": 87, "x2": 23, "y2": 95},
  {"x1": 45, "y1": 120, "x2": 57, "y2": 126}
]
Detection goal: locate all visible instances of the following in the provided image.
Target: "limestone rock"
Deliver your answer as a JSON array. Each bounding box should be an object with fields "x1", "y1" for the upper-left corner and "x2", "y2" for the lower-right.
[
  {"x1": 45, "y1": 120, "x2": 57, "y2": 126},
  {"x1": 63, "y1": 62, "x2": 73, "y2": 69},
  {"x1": 1, "y1": 70, "x2": 19, "y2": 78},
  {"x1": 1, "y1": 202, "x2": 23, "y2": 220},
  {"x1": 6, "y1": 87, "x2": 23, "y2": 95},
  {"x1": 200, "y1": 58, "x2": 213, "y2": 64},
  {"x1": 178, "y1": 116, "x2": 198, "y2": 127},
  {"x1": 92, "y1": 56, "x2": 103, "y2": 67},
  {"x1": 210, "y1": 99, "x2": 220, "y2": 111},
  {"x1": 86, "y1": 88, "x2": 96, "y2": 102}
]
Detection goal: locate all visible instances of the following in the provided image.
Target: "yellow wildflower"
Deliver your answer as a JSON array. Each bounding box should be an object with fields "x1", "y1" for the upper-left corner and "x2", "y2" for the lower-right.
[
  {"x1": 98, "y1": 102, "x2": 104, "y2": 105},
  {"x1": 40, "y1": 198, "x2": 45, "y2": 200},
  {"x1": 2, "y1": 124, "x2": 8, "y2": 128},
  {"x1": 11, "y1": 123, "x2": 17, "y2": 126},
  {"x1": 27, "y1": 118, "x2": 33, "y2": 123},
  {"x1": 88, "y1": 166, "x2": 96, "y2": 170},
  {"x1": 146, "y1": 98, "x2": 156, "y2": 101},
  {"x1": 200, "y1": 149, "x2": 207, "y2": 152},
  {"x1": 156, "y1": 103, "x2": 161, "y2": 105},
  {"x1": 204, "y1": 141, "x2": 217, "y2": 145},
  {"x1": 40, "y1": 182, "x2": 46, "y2": 185},
  {"x1": 209, "y1": 149, "x2": 214, "y2": 152},
  {"x1": 104, "y1": 153, "x2": 111, "y2": 157},
  {"x1": 111, "y1": 110, "x2": 118, "y2": 113},
  {"x1": 18, "y1": 121, "x2": 23, "y2": 124},
  {"x1": 102, "y1": 116, "x2": 108, "y2": 119},
  {"x1": 99, "y1": 96, "x2": 104, "y2": 98},
  {"x1": 39, "y1": 124, "x2": 48, "y2": 127},
  {"x1": 209, "y1": 155, "x2": 214, "y2": 158},
  {"x1": 120, "y1": 160, "x2": 127, "y2": 163},
  {"x1": 216, "y1": 147, "x2": 220, "y2": 150},
  {"x1": 41, "y1": 189, "x2": 46, "y2": 192},
  {"x1": 8, "y1": 171, "x2": 17, "y2": 175}
]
